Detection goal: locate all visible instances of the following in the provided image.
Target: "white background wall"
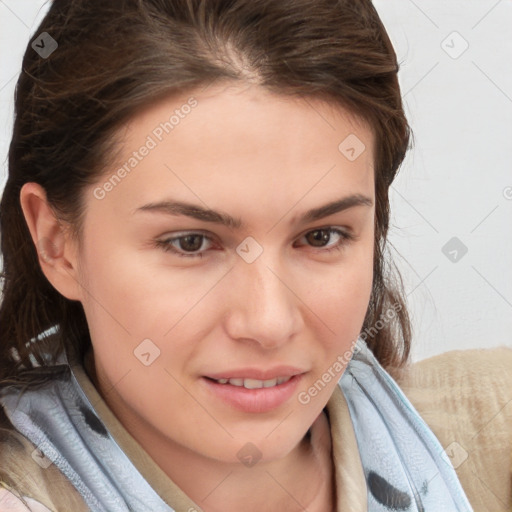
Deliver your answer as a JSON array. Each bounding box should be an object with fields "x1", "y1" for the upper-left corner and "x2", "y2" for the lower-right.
[{"x1": 1, "y1": 1, "x2": 511, "y2": 362}]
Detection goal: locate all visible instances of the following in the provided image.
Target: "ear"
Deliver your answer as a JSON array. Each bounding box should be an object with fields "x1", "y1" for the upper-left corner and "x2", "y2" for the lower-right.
[{"x1": 19, "y1": 182, "x2": 83, "y2": 301}]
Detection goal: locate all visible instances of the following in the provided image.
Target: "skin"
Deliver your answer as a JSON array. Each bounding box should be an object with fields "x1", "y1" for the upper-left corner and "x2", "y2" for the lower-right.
[
  {"x1": 20, "y1": 81, "x2": 375, "y2": 511},
  {"x1": 0, "y1": 488, "x2": 52, "y2": 512}
]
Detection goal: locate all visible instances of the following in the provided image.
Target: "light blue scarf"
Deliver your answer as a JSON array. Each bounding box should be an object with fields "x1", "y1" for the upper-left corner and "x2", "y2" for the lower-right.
[
  {"x1": 341, "y1": 339, "x2": 473, "y2": 511},
  {"x1": 0, "y1": 337, "x2": 473, "y2": 511}
]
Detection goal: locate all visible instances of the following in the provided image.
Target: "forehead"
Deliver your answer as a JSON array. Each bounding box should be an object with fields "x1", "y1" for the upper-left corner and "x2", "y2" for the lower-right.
[
  {"x1": 91, "y1": 82, "x2": 375, "y2": 225},
  {"x1": 116, "y1": 81, "x2": 374, "y2": 160}
]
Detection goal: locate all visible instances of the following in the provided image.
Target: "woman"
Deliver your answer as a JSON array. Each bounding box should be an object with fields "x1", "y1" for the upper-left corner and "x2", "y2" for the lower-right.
[{"x1": 0, "y1": 0, "x2": 510, "y2": 511}]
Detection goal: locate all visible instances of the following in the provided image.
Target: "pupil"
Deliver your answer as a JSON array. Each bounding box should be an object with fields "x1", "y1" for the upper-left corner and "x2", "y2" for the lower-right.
[
  {"x1": 181, "y1": 235, "x2": 202, "y2": 251},
  {"x1": 308, "y1": 230, "x2": 329, "y2": 247}
]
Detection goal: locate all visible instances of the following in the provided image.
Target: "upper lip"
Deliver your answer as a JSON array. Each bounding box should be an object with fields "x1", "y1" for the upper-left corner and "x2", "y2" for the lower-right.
[{"x1": 205, "y1": 366, "x2": 306, "y2": 381}]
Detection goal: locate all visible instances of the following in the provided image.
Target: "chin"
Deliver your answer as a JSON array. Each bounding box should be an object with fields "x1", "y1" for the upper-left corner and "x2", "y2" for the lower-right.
[{"x1": 227, "y1": 425, "x2": 310, "y2": 465}]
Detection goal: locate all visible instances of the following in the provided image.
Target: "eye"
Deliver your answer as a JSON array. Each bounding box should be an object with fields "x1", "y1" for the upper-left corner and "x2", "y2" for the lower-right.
[
  {"x1": 154, "y1": 227, "x2": 355, "y2": 259},
  {"x1": 294, "y1": 227, "x2": 355, "y2": 254},
  {"x1": 154, "y1": 232, "x2": 214, "y2": 258}
]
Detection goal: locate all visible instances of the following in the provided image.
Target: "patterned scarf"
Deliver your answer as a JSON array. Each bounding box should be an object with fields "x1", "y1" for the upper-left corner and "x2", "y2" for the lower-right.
[
  {"x1": 341, "y1": 338, "x2": 473, "y2": 510},
  {"x1": 0, "y1": 337, "x2": 473, "y2": 511}
]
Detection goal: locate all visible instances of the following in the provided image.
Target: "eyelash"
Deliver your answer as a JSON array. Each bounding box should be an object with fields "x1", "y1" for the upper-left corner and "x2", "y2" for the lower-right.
[{"x1": 154, "y1": 227, "x2": 356, "y2": 259}]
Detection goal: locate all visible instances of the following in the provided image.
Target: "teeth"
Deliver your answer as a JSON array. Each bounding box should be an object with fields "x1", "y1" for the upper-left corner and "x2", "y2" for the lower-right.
[
  {"x1": 242, "y1": 378, "x2": 262, "y2": 389},
  {"x1": 213, "y1": 376, "x2": 292, "y2": 388}
]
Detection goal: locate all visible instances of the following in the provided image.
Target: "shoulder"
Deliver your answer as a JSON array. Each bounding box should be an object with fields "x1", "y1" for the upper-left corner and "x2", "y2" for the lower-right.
[
  {"x1": 0, "y1": 485, "x2": 52, "y2": 512},
  {"x1": 391, "y1": 344, "x2": 512, "y2": 401},
  {"x1": 391, "y1": 345, "x2": 512, "y2": 419},
  {"x1": 0, "y1": 402, "x2": 89, "y2": 512},
  {"x1": 391, "y1": 346, "x2": 512, "y2": 512},
  {"x1": 392, "y1": 344, "x2": 512, "y2": 384}
]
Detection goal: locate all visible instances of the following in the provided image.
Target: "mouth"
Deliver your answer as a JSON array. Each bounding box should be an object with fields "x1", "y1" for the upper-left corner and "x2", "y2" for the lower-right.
[
  {"x1": 201, "y1": 370, "x2": 305, "y2": 413},
  {"x1": 207, "y1": 376, "x2": 292, "y2": 389}
]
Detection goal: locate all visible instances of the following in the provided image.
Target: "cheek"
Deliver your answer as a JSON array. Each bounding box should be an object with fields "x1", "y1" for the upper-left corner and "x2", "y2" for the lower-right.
[
  {"x1": 295, "y1": 249, "x2": 373, "y2": 409},
  {"x1": 76, "y1": 238, "x2": 214, "y2": 384},
  {"x1": 77, "y1": 239, "x2": 176, "y2": 333},
  {"x1": 74, "y1": 240, "x2": 166, "y2": 379},
  {"x1": 311, "y1": 240, "x2": 374, "y2": 336}
]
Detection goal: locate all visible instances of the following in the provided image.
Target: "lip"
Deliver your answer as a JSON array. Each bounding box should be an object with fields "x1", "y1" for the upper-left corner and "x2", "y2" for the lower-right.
[
  {"x1": 201, "y1": 372, "x2": 305, "y2": 413},
  {"x1": 205, "y1": 366, "x2": 305, "y2": 381}
]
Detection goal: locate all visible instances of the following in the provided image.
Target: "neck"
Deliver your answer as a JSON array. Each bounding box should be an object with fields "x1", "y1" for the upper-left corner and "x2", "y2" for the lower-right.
[
  {"x1": 86, "y1": 351, "x2": 335, "y2": 511},
  {"x1": 148, "y1": 411, "x2": 335, "y2": 512}
]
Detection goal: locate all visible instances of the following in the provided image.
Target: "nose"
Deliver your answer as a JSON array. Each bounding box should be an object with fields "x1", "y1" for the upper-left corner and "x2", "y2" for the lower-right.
[{"x1": 223, "y1": 251, "x2": 303, "y2": 350}]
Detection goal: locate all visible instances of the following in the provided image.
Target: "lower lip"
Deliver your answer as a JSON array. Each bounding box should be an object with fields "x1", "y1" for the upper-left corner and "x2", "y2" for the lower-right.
[{"x1": 201, "y1": 375, "x2": 303, "y2": 413}]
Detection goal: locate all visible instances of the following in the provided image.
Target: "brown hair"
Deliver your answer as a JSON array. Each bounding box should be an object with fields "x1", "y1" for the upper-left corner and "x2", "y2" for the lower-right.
[{"x1": 0, "y1": 0, "x2": 412, "y2": 386}]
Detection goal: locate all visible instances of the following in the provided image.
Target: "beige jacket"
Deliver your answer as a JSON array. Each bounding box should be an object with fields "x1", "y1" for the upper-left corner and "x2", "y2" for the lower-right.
[
  {"x1": 389, "y1": 346, "x2": 512, "y2": 512},
  {"x1": 1, "y1": 345, "x2": 511, "y2": 511}
]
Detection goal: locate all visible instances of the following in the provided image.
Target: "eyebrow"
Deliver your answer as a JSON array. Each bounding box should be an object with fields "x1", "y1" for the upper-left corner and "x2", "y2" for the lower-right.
[{"x1": 134, "y1": 193, "x2": 373, "y2": 230}]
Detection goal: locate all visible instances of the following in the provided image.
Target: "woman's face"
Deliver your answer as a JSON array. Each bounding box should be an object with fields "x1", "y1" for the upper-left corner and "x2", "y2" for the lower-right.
[{"x1": 76, "y1": 82, "x2": 375, "y2": 465}]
